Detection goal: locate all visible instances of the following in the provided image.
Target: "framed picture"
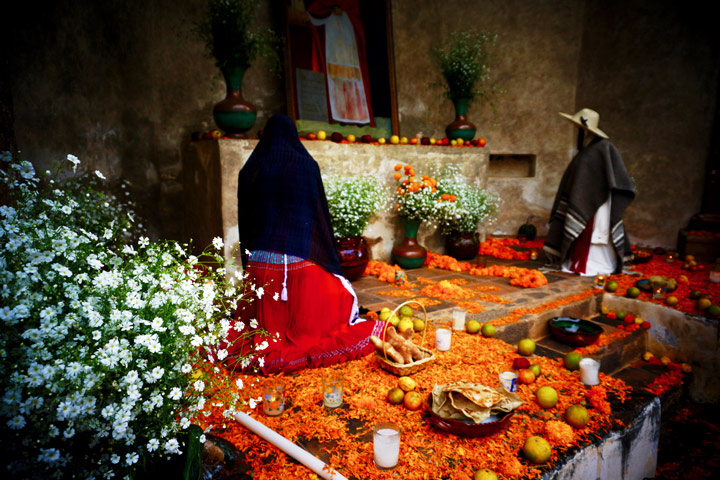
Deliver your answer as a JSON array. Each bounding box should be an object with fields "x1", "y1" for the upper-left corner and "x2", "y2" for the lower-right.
[{"x1": 283, "y1": 0, "x2": 399, "y2": 137}]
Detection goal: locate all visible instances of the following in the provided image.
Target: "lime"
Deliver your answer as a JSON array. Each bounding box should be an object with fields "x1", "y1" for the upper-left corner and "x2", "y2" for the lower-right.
[
  {"x1": 626, "y1": 287, "x2": 640, "y2": 298},
  {"x1": 697, "y1": 298, "x2": 712, "y2": 311},
  {"x1": 387, "y1": 387, "x2": 404, "y2": 405},
  {"x1": 413, "y1": 318, "x2": 426, "y2": 332},
  {"x1": 466, "y1": 320, "x2": 481, "y2": 334},
  {"x1": 565, "y1": 352, "x2": 582, "y2": 371},
  {"x1": 529, "y1": 364, "x2": 542, "y2": 377},
  {"x1": 523, "y1": 436, "x2": 552, "y2": 464},
  {"x1": 481, "y1": 323, "x2": 496, "y2": 337},
  {"x1": 474, "y1": 469, "x2": 498, "y2": 480},
  {"x1": 536, "y1": 386, "x2": 558, "y2": 409},
  {"x1": 707, "y1": 305, "x2": 720, "y2": 317},
  {"x1": 605, "y1": 281, "x2": 618, "y2": 293},
  {"x1": 565, "y1": 404, "x2": 590, "y2": 428},
  {"x1": 518, "y1": 338, "x2": 536, "y2": 356}
]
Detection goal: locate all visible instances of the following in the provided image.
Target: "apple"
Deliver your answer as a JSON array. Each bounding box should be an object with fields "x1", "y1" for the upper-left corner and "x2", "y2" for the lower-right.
[
  {"x1": 478, "y1": 137, "x2": 487, "y2": 147},
  {"x1": 518, "y1": 338, "x2": 536, "y2": 356},
  {"x1": 378, "y1": 137, "x2": 386, "y2": 144},
  {"x1": 317, "y1": 130, "x2": 327, "y2": 140},
  {"x1": 306, "y1": 132, "x2": 317, "y2": 140},
  {"x1": 518, "y1": 369, "x2": 536, "y2": 385},
  {"x1": 387, "y1": 387, "x2": 404, "y2": 405},
  {"x1": 403, "y1": 391, "x2": 423, "y2": 410},
  {"x1": 400, "y1": 136, "x2": 408, "y2": 144},
  {"x1": 390, "y1": 135, "x2": 400, "y2": 144},
  {"x1": 346, "y1": 134, "x2": 356, "y2": 143},
  {"x1": 409, "y1": 137, "x2": 418, "y2": 145}
]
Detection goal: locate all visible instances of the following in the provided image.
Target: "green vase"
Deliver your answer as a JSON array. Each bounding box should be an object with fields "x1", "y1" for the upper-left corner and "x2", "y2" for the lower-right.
[
  {"x1": 391, "y1": 217, "x2": 427, "y2": 269},
  {"x1": 213, "y1": 66, "x2": 257, "y2": 138},
  {"x1": 445, "y1": 97, "x2": 477, "y2": 141}
]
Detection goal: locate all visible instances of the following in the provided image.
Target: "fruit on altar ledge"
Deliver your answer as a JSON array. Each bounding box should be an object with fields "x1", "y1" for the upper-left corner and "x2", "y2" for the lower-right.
[
  {"x1": 513, "y1": 357, "x2": 531, "y2": 370},
  {"x1": 697, "y1": 298, "x2": 712, "y2": 311},
  {"x1": 565, "y1": 352, "x2": 582, "y2": 371},
  {"x1": 477, "y1": 137, "x2": 487, "y2": 147},
  {"x1": 377, "y1": 137, "x2": 386, "y2": 144},
  {"x1": 481, "y1": 323, "x2": 496, "y2": 337},
  {"x1": 626, "y1": 287, "x2": 640, "y2": 298},
  {"x1": 403, "y1": 391, "x2": 423, "y2": 410},
  {"x1": 665, "y1": 296, "x2": 679, "y2": 306},
  {"x1": 400, "y1": 136, "x2": 409, "y2": 144},
  {"x1": 398, "y1": 376, "x2": 417, "y2": 392},
  {"x1": 536, "y1": 386, "x2": 558, "y2": 409},
  {"x1": 360, "y1": 134, "x2": 373, "y2": 143},
  {"x1": 389, "y1": 314, "x2": 400, "y2": 327},
  {"x1": 387, "y1": 387, "x2": 405, "y2": 405},
  {"x1": 565, "y1": 404, "x2": 590, "y2": 428},
  {"x1": 330, "y1": 132, "x2": 344, "y2": 143},
  {"x1": 466, "y1": 320, "x2": 481, "y2": 334},
  {"x1": 523, "y1": 436, "x2": 552, "y2": 464},
  {"x1": 473, "y1": 469, "x2": 498, "y2": 480},
  {"x1": 379, "y1": 308, "x2": 392, "y2": 322},
  {"x1": 605, "y1": 281, "x2": 618, "y2": 293},
  {"x1": 529, "y1": 364, "x2": 542, "y2": 377},
  {"x1": 708, "y1": 305, "x2": 720, "y2": 317},
  {"x1": 346, "y1": 134, "x2": 356, "y2": 143},
  {"x1": 518, "y1": 369, "x2": 536, "y2": 385},
  {"x1": 643, "y1": 351, "x2": 654, "y2": 361},
  {"x1": 306, "y1": 132, "x2": 317, "y2": 140},
  {"x1": 413, "y1": 318, "x2": 425, "y2": 332},
  {"x1": 317, "y1": 130, "x2": 327, "y2": 140},
  {"x1": 689, "y1": 290, "x2": 702, "y2": 299},
  {"x1": 518, "y1": 338, "x2": 536, "y2": 356},
  {"x1": 389, "y1": 135, "x2": 399, "y2": 144}
]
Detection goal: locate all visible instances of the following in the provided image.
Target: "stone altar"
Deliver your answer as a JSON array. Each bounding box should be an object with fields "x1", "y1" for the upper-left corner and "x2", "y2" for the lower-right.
[{"x1": 181, "y1": 139, "x2": 489, "y2": 267}]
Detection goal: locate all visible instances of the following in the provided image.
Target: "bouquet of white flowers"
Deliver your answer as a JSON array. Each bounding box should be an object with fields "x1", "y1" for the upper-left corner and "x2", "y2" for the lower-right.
[
  {"x1": 0, "y1": 152, "x2": 264, "y2": 479},
  {"x1": 433, "y1": 165, "x2": 497, "y2": 236},
  {"x1": 324, "y1": 176, "x2": 387, "y2": 237}
]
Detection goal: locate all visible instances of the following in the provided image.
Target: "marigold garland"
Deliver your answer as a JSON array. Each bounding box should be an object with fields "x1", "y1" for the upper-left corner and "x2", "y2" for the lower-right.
[
  {"x1": 200, "y1": 323, "x2": 635, "y2": 480},
  {"x1": 419, "y1": 280, "x2": 475, "y2": 300},
  {"x1": 488, "y1": 289, "x2": 596, "y2": 327},
  {"x1": 545, "y1": 420, "x2": 575, "y2": 446},
  {"x1": 479, "y1": 238, "x2": 531, "y2": 260}
]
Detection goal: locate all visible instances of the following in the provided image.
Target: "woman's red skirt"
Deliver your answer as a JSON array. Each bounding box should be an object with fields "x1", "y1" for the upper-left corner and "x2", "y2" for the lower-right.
[{"x1": 225, "y1": 259, "x2": 384, "y2": 374}]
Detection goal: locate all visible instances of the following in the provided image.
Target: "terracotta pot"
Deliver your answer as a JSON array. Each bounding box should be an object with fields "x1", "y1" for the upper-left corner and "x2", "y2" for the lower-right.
[
  {"x1": 445, "y1": 231, "x2": 479, "y2": 260},
  {"x1": 213, "y1": 66, "x2": 257, "y2": 138},
  {"x1": 335, "y1": 235, "x2": 370, "y2": 281},
  {"x1": 445, "y1": 97, "x2": 476, "y2": 141},
  {"x1": 391, "y1": 217, "x2": 427, "y2": 269}
]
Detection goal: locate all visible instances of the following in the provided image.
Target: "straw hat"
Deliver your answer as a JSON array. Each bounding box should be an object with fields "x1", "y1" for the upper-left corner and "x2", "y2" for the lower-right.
[{"x1": 559, "y1": 108, "x2": 609, "y2": 139}]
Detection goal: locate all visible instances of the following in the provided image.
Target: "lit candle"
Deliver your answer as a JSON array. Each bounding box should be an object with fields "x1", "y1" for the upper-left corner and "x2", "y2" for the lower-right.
[
  {"x1": 579, "y1": 358, "x2": 600, "y2": 386},
  {"x1": 452, "y1": 307, "x2": 467, "y2": 331},
  {"x1": 666, "y1": 254, "x2": 675, "y2": 263},
  {"x1": 435, "y1": 328, "x2": 452, "y2": 351},
  {"x1": 594, "y1": 275, "x2": 606, "y2": 289},
  {"x1": 530, "y1": 250, "x2": 538, "y2": 260},
  {"x1": 373, "y1": 422, "x2": 401, "y2": 470}
]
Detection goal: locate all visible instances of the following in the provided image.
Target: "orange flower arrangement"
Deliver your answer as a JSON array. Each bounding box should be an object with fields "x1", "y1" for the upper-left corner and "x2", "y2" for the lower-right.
[
  {"x1": 424, "y1": 251, "x2": 472, "y2": 272},
  {"x1": 545, "y1": 420, "x2": 575, "y2": 446},
  {"x1": 470, "y1": 264, "x2": 548, "y2": 288},
  {"x1": 392, "y1": 163, "x2": 439, "y2": 221},
  {"x1": 419, "y1": 279, "x2": 475, "y2": 300}
]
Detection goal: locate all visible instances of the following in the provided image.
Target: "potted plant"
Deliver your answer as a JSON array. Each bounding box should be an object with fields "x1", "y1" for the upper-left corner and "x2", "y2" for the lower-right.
[
  {"x1": 390, "y1": 163, "x2": 440, "y2": 269},
  {"x1": 0, "y1": 153, "x2": 266, "y2": 479},
  {"x1": 432, "y1": 29, "x2": 497, "y2": 141},
  {"x1": 433, "y1": 165, "x2": 498, "y2": 259},
  {"x1": 196, "y1": 0, "x2": 278, "y2": 137},
  {"x1": 325, "y1": 175, "x2": 387, "y2": 280}
]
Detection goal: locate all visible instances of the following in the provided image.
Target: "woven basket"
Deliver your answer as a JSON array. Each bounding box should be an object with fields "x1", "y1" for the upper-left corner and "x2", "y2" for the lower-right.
[{"x1": 375, "y1": 300, "x2": 436, "y2": 376}]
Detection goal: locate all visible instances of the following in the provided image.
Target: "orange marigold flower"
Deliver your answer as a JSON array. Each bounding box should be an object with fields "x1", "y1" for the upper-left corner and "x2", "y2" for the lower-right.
[
  {"x1": 394, "y1": 163, "x2": 402, "y2": 171},
  {"x1": 545, "y1": 420, "x2": 575, "y2": 446},
  {"x1": 393, "y1": 172, "x2": 402, "y2": 180}
]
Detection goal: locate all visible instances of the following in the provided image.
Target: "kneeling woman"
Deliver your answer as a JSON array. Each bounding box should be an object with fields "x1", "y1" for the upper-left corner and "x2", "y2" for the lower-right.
[{"x1": 225, "y1": 115, "x2": 383, "y2": 374}]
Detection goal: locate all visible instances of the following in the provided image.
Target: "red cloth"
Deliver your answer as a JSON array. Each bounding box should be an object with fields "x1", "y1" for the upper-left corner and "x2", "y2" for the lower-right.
[
  {"x1": 226, "y1": 259, "x2": 383, "y2": 374},
  {"x1": 569, "y1": 216, "x2": 594, "y2": 274}
]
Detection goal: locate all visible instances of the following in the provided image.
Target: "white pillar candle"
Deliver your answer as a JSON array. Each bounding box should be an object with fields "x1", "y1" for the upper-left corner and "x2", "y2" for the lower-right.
[
  {"x1": 452, "y1": 307, "x2": 467, "y2": 331},
  {"x1": 579, "y1": 358, "x2": 600, "y2": 386},
  {"x1": 234, "y1": 412, "x2": 348, "y2": 480},
  {"x1": 373, "y1": 422, "x2": 400, "y2": 470},
  {"x1": 435, "y1": 328, "x2": 452, "y2": 351}
]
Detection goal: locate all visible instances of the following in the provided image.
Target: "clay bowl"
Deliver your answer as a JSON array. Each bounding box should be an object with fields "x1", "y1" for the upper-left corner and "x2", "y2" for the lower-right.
[
  {"x1": 631, "y1": 250, "x2": 652, "y2": 264},
  {"x1": 425, "y1": 396, "x2": 514, "y2": 437},
  {"x1": 548, "y1": 317, "x2": 603, "y2": 347}
]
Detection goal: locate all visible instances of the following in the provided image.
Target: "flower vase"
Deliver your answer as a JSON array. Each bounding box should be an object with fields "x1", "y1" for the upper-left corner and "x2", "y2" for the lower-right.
[
  {"x1": 445, "y1": 231, "x2": 479, "y2": 260},
  {"x1": 335, "y1": 235, "x2": 370, "y2": 281},
  {"x1": 213, "y1": 66, "x2": 257, "y2": 138},
  {"x1": 445, "y1": 97, "x2": 476, "y2": 141},
  {"x1": 391, "y1": 217, "x2": 427, "y2": 269}
]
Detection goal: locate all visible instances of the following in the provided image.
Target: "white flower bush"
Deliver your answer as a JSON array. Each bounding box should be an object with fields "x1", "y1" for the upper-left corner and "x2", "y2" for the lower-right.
[
  {"x1": 433, "y1": 164, "x2": 498, "y2": 236},
  {"x1": 0, "y1": 153, "x2": 263, "y2": 479},
  {"x1": 324, "y1": 176, "x2": 387, "y2": 237}
]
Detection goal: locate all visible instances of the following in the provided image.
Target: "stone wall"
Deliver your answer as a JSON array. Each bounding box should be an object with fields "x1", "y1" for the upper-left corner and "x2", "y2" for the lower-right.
[{"x1": 8, "y1": 0, "x2": 718, "y2": 249}]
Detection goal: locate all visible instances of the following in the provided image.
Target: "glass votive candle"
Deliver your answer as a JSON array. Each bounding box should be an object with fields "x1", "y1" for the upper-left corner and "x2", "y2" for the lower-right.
[
  {"x1": 452, "y1": 307, "x2": 467, "y2": 331},
  {"x1": 322, "y1": 372, "x2": 343, "y2": 409},
  {"x1": 373, "y1": 422, "x2": 401, "y2": 470},
  {"x1": 435, "y1": 328, "x2": 452, "y2": 351},
  {"x1": 530, "y1": 250, "x2": 539, "y2": 261},
  {"x1": 262, "y1": 381, "x2": 285, "y2": 416},
  {"x1": 594, "y1": 275, "x2": 606, "y2": 289},
  {"x1": 499, "y1": 371, "x2": 518, "y2": 393},
  {"x1": 579, "y1": 358, "x2": 600, "y2": 386},
  {"x1": 666, "y1": 253, "x2": 675, "y2": 263}
]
